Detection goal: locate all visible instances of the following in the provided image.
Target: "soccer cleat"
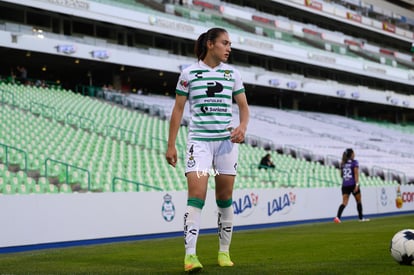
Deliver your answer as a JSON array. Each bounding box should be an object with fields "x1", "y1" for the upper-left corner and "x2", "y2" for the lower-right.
[
  {"x1": 218, "y1": 251, "x2": 234, "y2": 267},
  {"x1": 359, "y1": 218, "x2": 370, "y2": 222},
  {"x1": 333, "y1": 217, "x2": 341, "y2": 223},
  {"x1": 184, "y1": 254, "x2": 203, "y2": 273}
]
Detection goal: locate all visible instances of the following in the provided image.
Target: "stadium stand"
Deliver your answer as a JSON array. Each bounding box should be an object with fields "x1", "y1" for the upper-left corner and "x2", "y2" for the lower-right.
[
  {"x1": 175, "y1": 0, "x2": 414, "y2": 70},
  {"x1": 122, "y1": 93, "x2": 414, "y2": 182},
  {"x1": 0, "y1": 82, "x2": 406, "y2": 195},
  {"x1": 1, "y1": 0, "x2": 413, "y2": 107}
]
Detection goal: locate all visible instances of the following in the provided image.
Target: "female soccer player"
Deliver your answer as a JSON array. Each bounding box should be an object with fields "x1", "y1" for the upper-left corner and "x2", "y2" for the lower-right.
[
  {"x1": 334, "y1": 148, "x2": 369, "y2": 223},
  {"x1": 166, "y1": 27, "x2": 249, "y2": 272}
]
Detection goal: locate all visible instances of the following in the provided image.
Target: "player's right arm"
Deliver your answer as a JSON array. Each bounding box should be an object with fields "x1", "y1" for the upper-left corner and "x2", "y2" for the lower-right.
[{"x1": 166, "y1": 94, "x2": 187, "y2": 167}]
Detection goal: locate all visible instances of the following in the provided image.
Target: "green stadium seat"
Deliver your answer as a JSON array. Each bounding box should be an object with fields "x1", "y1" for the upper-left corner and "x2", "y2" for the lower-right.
[
  {"x1": 31, "y1": 183, "x2": 45, "y2": 194},
  {"x1": 102, "y1": 183, "x2": 111, "y2": 192},
  {"x1": 16, "y1": 171, "x2": 27, "y2": 185},
  {"x1": 0, "y1": 163, "x2": 6, "y2": 177},
  {"x1": 25, "y1": 177, "x2": 36, "y2": 191},
  {"x1": 48, "y1": 164, "x2": 61, "y2": 178},
  {"x1": 10, "y1": 175, "x2": 20, "y2": 189},
  {"x1": 59, "y1": 183, "x2": 73, "y2": 193},
  {"x1": 17, "y1": 184, "x2": 30, "y2": 195},
  {"x1": 47, "y1": 184, "x2": 59, "y2": 194},
  {"x1": 0, "y1": 177, "x2": 4, "y2": 193},
  {"x1": 113, "y1": 182, "x2": 124, "y2": 192},
  {"x1": 125, "y1": 182, "x2": 136, "y2": 192},
  {"x1": 3, "y1": 184, "x2": 16, "y2": 195}
]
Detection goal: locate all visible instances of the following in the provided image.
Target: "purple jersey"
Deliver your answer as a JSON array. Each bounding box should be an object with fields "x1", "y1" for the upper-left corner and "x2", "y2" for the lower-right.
[{"x1": 341, "y1": 159, "x2": 358, "y2": 187}]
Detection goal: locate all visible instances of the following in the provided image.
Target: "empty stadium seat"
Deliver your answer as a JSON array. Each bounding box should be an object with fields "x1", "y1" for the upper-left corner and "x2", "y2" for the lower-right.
[{"x1": 1, "y1": 83, "x2": 410, "y2": 195}]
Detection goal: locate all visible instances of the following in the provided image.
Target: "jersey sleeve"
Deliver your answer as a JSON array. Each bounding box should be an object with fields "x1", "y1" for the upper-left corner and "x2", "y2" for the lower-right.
[
  {"x1": 353, "y1": 160, "x2": 359, "y2": 168},
  {"x1": 175, "y1": 71, "x2": 190, "y2": 97},
  {"x1": 232, "y1": 69, "x2": 245, "y2": 96}
]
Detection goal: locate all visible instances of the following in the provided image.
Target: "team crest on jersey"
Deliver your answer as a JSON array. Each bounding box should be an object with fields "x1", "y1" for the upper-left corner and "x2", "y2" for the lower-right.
[
  {"x1": 187, "y1": 156, "x2": 196, "y2": 168},
  {"x1": 187, "y1": 144, "x2": 196, "y2": 168},
  {"x1": 179, "y1": 79, "x2": 188, "y2": 88},
  {"x1": 223, "y1": 70, "x2": 232, "y2": 81}
]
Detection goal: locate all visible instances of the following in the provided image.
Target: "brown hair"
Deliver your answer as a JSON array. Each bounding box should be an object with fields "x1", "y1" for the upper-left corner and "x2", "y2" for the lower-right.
[
  {"x1": 194, "y1": 27, "x2": 228, "y2": 61},
  {"x1": 341, "y1": 148, "x2": 354, "y2": 167}
]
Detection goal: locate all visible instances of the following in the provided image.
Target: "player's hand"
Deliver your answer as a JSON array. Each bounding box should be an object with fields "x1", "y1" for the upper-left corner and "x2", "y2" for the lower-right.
[
  {"x1": 166, "y1": 146, "x2": 178, "y2": 167},
  {"x1": 354, "y1": 185, "x2": 359, "y2": 193},
  {"x1": 230, "y1": 126, "x2": 246, "y2": 143}
]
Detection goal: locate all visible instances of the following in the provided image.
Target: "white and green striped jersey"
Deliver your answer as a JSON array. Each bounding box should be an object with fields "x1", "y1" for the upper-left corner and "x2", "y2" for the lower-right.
[{"x1": 176, "y1": 61, "x2": 245, "y2": 142}]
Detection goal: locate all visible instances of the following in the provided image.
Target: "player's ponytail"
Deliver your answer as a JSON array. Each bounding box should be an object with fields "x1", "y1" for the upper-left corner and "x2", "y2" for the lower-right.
[
  {"x1": 194, "y1": 28, "x2": 228, "y2": 61},
  {"x1": 341, "y1": 151, "x2": 347, "y2": 168},
  {"x1": 341, "y1": 148, "x2": 354, "y2": 167},
  {"x1": 195, "y1": 32, "x2": 208, "y2": 60}
]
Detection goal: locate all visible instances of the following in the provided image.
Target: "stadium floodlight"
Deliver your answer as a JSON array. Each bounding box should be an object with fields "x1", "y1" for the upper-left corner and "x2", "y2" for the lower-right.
[{"x1": 32, "y1": 28, "x2": 44, "y2": 39}]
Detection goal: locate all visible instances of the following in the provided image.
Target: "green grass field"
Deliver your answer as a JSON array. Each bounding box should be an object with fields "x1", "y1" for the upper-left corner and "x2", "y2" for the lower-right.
[{"x1": 0, "y1": 214, "x2": 413, "y2": 274}]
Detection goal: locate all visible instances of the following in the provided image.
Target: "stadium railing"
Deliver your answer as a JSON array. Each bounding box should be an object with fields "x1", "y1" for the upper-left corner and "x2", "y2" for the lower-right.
[{"x1": 45, "y1": 158, "x2": 91, "y2": 192}]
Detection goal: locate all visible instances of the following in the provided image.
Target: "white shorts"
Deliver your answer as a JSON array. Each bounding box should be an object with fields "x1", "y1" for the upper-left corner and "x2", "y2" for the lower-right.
[{"x1": 185, "y1": 139, "x2": 239, "y2": 176}]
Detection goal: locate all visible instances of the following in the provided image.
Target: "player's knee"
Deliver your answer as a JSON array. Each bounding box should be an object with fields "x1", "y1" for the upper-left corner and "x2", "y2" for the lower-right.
[
  {"x1": 187, "y1": 197, "x2": 205, "y2": 209},
  {"x1": 216, "y1": 198, "x2": 233, "y2": 208}
]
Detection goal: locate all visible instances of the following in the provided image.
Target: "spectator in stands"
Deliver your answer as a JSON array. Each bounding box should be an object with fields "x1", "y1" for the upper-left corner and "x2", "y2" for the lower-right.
[
  {"x1": 16, "y1": 65, "x2": 27, "y2": 83},
  {"x1": 259, "y1": 153, "x2": 275, "y2": 169},
  {"x1": 107, "y1": 84, "x2": 116, "y2": 92},
  {"x1": 166, "y1": 27, "x2": 249, "y2": 272},
  {"x1": 102, "y1": 84, "x2": 109, "y2": 92},
  {"x1": 334, "y1": 148, "x2": 370, "y2": 223},
  {"x1": 35, "y1": 79, "x2": 47, "y2": 88}
]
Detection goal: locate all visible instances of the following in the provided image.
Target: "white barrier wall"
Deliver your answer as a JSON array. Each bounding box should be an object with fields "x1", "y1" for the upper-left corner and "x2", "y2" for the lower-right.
[{"x1": 1, "y1": 185, "x2": 414, "y2": 249}]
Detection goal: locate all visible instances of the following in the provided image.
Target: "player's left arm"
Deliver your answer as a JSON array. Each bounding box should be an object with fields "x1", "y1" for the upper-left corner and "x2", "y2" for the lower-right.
[
  {"x1": 354, "y1": 165, "x2": 359, "y2": 191},
  {"x1": 232, "y1": 92, "x2": 249, "y2": 143}
]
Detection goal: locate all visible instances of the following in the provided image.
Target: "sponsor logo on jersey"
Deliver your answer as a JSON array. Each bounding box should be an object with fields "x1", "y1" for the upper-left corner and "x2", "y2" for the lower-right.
[
  {"x1": 200, "y1": 106, "x2": 209, "y2": 113},
  {"x1": 206, "y1": 81, "x2": 223, "y2": 97},
  {"x1": 200, "y1": 105, "x2": 228, "y2": 113}
]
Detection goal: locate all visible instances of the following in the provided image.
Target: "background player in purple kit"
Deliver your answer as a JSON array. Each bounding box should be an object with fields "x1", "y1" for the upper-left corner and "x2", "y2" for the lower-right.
[{"x1": 334, "y1": 148, "x2": 369, "y2": 223}]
